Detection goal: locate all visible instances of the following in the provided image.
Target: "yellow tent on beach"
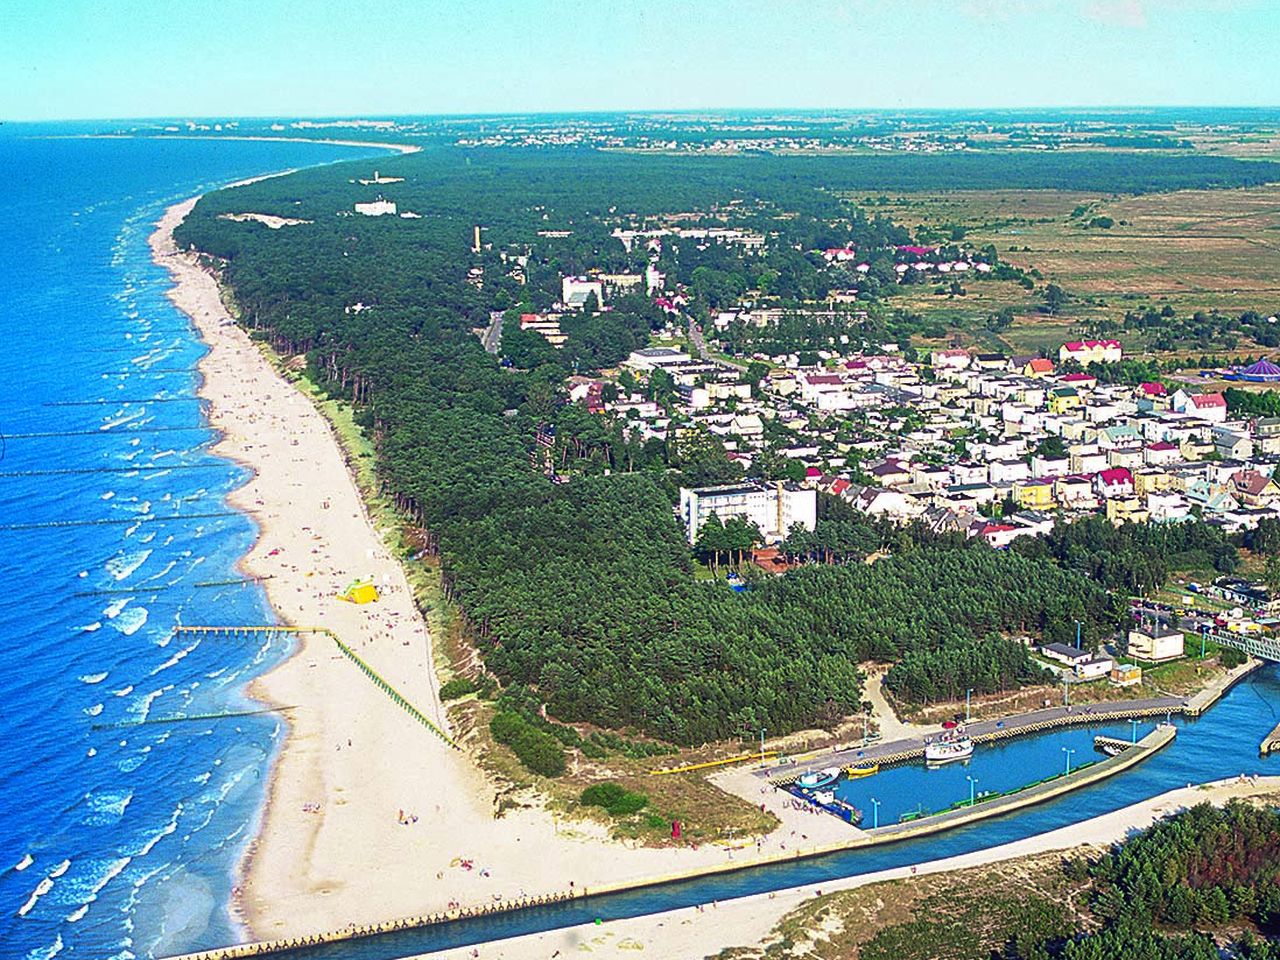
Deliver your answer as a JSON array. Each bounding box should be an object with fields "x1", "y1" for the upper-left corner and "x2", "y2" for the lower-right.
[{"x1": 338, "y1": 578, "x2": 379, "y2": 604}]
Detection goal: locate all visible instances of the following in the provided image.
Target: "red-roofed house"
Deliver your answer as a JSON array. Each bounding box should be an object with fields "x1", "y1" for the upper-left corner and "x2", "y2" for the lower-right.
[
  {"x1": 1058, "y1": 339, "x2": 1123, "y2": 365},
  {"x1": 1232, "y1": 469, "x2": 1280, "y2": 507},
  {"x1": 1189, "y1": 392, "x2": 1228, "y2": 423},
  {"x1": 1144, "y1": 441, "x2": 1180, "y2": 466},
  {"x1": 1023, "y1": 357, "x2": 1055, "y2": 377},
  {"x1": 1094, "y1": 467, "x2": 1135, "y2": 499},
  {"x1": 1060, "y1": 371, "x2": 1098, "y2": 390},
  {"x1": 1137, "y1": 381, "x2": 1167, "y2": 397}
]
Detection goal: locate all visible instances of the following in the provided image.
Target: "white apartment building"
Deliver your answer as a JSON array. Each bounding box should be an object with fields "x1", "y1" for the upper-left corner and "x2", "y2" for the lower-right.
[{"x1": 679, "y1": 482, "x2": 817, "y2": 544}]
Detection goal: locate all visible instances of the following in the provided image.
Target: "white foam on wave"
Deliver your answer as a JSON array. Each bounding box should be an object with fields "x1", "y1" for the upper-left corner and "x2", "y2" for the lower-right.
[
  {"x1": 101, "y1": 491, "x2": 115, "y2": 501},
  {"x1": 110, "y1": 606, "x2": 148, "y2": 636},
  {"x1": 77, "y1": 622, "x2": 102, "y2": 633},
  {"x1": 100, "y1": 410, "x2": 143, "y2": 431},
  {"x1": 143, "y1": 558, "x2": 177, "y2": 583},
  {"x1": 103, "y1": 597, "x2": 130, "y2": 619},
  {"x1": 84, "y1": 791, "x2": 133, "y2": 825},
  {"x1": 23, "y1": 932, "x2": 62, "y2": 959},
  {"x1": 106, "y1": 549, "x2": 151, "y2": 581},
  {"x1": 83, "y1": 703, "x2": 103, "y2": 718},
  {"x1": 130, "y1": 685, "x2": 169, "y2": 723},
  {"x1": 134, "y1": 802, "x2": 183, "y2": 859},
  {"x1": 112, "y1": 685, "x2": 134, "y2": 698},
  {"x1": 15, "y1": 853, "x2": 34, "y2": 871},
  {"x1": 56, "y1": 856, "x2": 131, "y2": 924},
  {"x1": 79, "y1": 672, "x2": 108, "y2": 685},
  {"x1": 149, "y1": 639, "x2": 200, "y2": 677},
  {"x1": 18, "y1": 874, "x2": 55, "y2": 918}
]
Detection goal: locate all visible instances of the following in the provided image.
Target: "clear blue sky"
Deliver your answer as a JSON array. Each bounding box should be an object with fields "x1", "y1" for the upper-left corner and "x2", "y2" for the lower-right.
[{"x1": 3, "y1": 0, "x2": 1277, "y2": 120}]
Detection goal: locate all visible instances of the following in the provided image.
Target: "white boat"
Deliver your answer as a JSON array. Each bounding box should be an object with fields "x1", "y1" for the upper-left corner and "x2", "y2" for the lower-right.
[
  {"x1": 925, "y1": 737, "x2": 974, "y2": 765},
  {"x1": 796, "y1": 766, "x2": 842, "y2": 790}
]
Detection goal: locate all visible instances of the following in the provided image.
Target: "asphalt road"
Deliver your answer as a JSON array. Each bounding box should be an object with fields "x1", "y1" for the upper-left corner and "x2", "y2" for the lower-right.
[{"x1": 759, "y1": 697, "x2": 1183, "y2": 777}]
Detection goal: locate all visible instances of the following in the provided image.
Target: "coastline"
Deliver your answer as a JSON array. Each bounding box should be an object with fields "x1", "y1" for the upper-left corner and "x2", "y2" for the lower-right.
[{"x1": 149, "y1": 188, "x2": 763, "y2": 946}]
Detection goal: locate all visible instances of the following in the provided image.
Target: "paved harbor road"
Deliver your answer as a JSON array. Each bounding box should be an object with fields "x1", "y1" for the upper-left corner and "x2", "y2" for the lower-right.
[{"x1": 761, "y1": 697, "x2": 1185, "y2": 777}]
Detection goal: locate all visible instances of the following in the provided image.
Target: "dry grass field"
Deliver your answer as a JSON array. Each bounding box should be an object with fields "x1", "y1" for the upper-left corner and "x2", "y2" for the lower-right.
[{"x1": 892, "y1": 184, "x2": 1280, "y2": 356}]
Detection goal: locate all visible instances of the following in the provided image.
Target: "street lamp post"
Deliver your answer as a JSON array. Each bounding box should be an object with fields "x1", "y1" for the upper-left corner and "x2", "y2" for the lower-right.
[
  {"x1": 870, "y1": 797, "x2": 880, "y2": 829},
  {"x1": 1130, "y1": 718, "x2": 1139, "y2": 744},
  {"x1": 965, "y1": 688, "x2": 973, "y2": 723},
  {"x1": 967, "y1": 774, "x2": 978, "y2": 807},
  {"x1": 760, "y1": 728, "x2": 766, "y2": 765},
  {"x1": 1062, "y1": 677, "x2": 1070, "y2": 708},
  {"x1": 1063, "y1": 746, "x2": 1076, "y2": 776},
  {"x1": 1075, "y1": 619, "x2": 1082, "y2": 649},
  {"x1": 1201, "y1": 625, "x2": 1208, "y2": 659}
]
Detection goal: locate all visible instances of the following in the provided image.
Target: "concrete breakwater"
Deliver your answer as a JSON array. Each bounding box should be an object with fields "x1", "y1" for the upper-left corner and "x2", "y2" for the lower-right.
[{"x1": 162, "y1": 726, "x2": 1175, "y2": 960}]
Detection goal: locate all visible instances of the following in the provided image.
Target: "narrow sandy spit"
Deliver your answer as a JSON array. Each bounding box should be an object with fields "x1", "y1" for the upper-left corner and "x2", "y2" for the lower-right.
[
  {"x1": 151, "y1": 192, "x2": 789, "y2": 945},
  {"x1": 426, "y1": 775, "x2": 1280, "y2": 960}
]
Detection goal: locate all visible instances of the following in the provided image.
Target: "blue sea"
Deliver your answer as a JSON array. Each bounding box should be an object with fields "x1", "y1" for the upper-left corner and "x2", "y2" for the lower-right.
[{"x1": 0, "y1": 130, "x2": 391, "y2": 960}]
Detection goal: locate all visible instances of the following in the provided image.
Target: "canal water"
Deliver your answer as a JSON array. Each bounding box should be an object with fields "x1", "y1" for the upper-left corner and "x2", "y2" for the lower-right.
[
  {"x1": 831, "y1": 718, "x2": 1161, "y2": 826},
  {"x1": 266, "y1": 665, "x2": 1280, "y2": 960}
]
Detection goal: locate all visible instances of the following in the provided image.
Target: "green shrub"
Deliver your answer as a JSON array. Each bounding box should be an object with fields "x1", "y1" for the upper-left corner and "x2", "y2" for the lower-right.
[
  {"x1": 439, "y1": 677, "x2": 478, "y2": 701},
  {"x1": 489, "y1": 711, "x2": 566, "y2": 777},
  {"x1": 580, "y1": 782, "x2": 649, "y2": 816},
  {"x1": 1219, "y1": 647, "x2": 1247, "y2": 668}
]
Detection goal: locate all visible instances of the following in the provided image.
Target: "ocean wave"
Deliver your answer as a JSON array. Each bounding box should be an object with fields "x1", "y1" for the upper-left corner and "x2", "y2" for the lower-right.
[
  {"x1": 103, "y1": 598, "x2": 130, "y2": 619},
  {"x1": 101, "y1": 491, "x2": 115, "y2": 501},
  {"x1": 149, "y1": 639, "x2": 199, "y2": 677},
  {"x1": 84, "y1": 703, "x2": 103, "y2": 718},
  {"x1": 84, "y1": 793, "x2": 133, "y2": 829},
  {"x1": 79, "y1": 672, "x2": 109, "y2": 685},
  {"x1": 56, "y1": 856, "x2": 131, "y2": 920},
  {"x1": 77, "y1": 622, "x2": 102, "y2": 633},
  {"x1": 18, "y1": 874, "x2": 55, "y2": 918},
  {"x1": 106, "y1": 549, "x2": 151, "y2": 582},
  {"x1": 133, "y1": 803, "x2": 182, "y2": 858},
  {"x1": 23, "y1": 933, "x2": 62, "y2": 959},
  {"x1": 112, "y1": 685, "x2": 134, "y2": 698},
  {"x1": 110, "y1": 606, "x2": 148, "y2": 636}
]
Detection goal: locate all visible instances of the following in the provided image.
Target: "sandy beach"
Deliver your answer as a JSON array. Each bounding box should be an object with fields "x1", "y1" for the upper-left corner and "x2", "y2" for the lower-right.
[
  {"x1": 151, "y1": 193, "x2": 821, "y2": 945},
  {"x1": 425, "y1": 775, "x2": 1280, "y2": 960}
]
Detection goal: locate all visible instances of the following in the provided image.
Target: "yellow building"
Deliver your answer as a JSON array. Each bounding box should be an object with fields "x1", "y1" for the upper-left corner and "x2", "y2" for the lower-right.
[
  {"x1": 1106, "y1": 497, "x2": 1149, "y2": 525},
  {"x1": 1048, "y1": 386, "x2": 1082, "y2": 415},
  {"x1": 1133, "y1": 469, "x2": 1173, "y2": 497},
  {"x1": 1013, "y1": 478, "x2": 1056, "y2": 510},
  {"x1": 1110, "y1": 663, "x2": 1142, "y2": 687}
]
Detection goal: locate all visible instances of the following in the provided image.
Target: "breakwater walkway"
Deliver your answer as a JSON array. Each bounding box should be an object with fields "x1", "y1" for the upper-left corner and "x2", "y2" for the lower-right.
[
  {"x1": 768, "y1": 697, "x2": 1181, "y2": 783},
  {"x1": 161, "y1": 726, "x2": 1176, "y2": 960}
]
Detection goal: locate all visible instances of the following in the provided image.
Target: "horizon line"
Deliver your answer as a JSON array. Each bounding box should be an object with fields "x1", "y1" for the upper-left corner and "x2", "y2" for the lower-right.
[{"x1": 5, "y1": 104, "x2": 1280, "y2": 126}]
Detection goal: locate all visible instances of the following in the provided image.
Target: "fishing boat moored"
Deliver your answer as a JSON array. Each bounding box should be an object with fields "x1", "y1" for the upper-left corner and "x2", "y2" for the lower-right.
[
  {"x1": 796, "y1": 765, "x2": 842, "y2": 790},
  {"x1": 925, "y1": 735, "x2": 974, "y2": 765}
]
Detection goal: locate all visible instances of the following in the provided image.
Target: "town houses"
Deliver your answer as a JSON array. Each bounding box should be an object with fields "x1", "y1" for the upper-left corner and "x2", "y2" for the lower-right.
[{"x1": 578, "y1": 329, "x2": 1280, "y2": 546}]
